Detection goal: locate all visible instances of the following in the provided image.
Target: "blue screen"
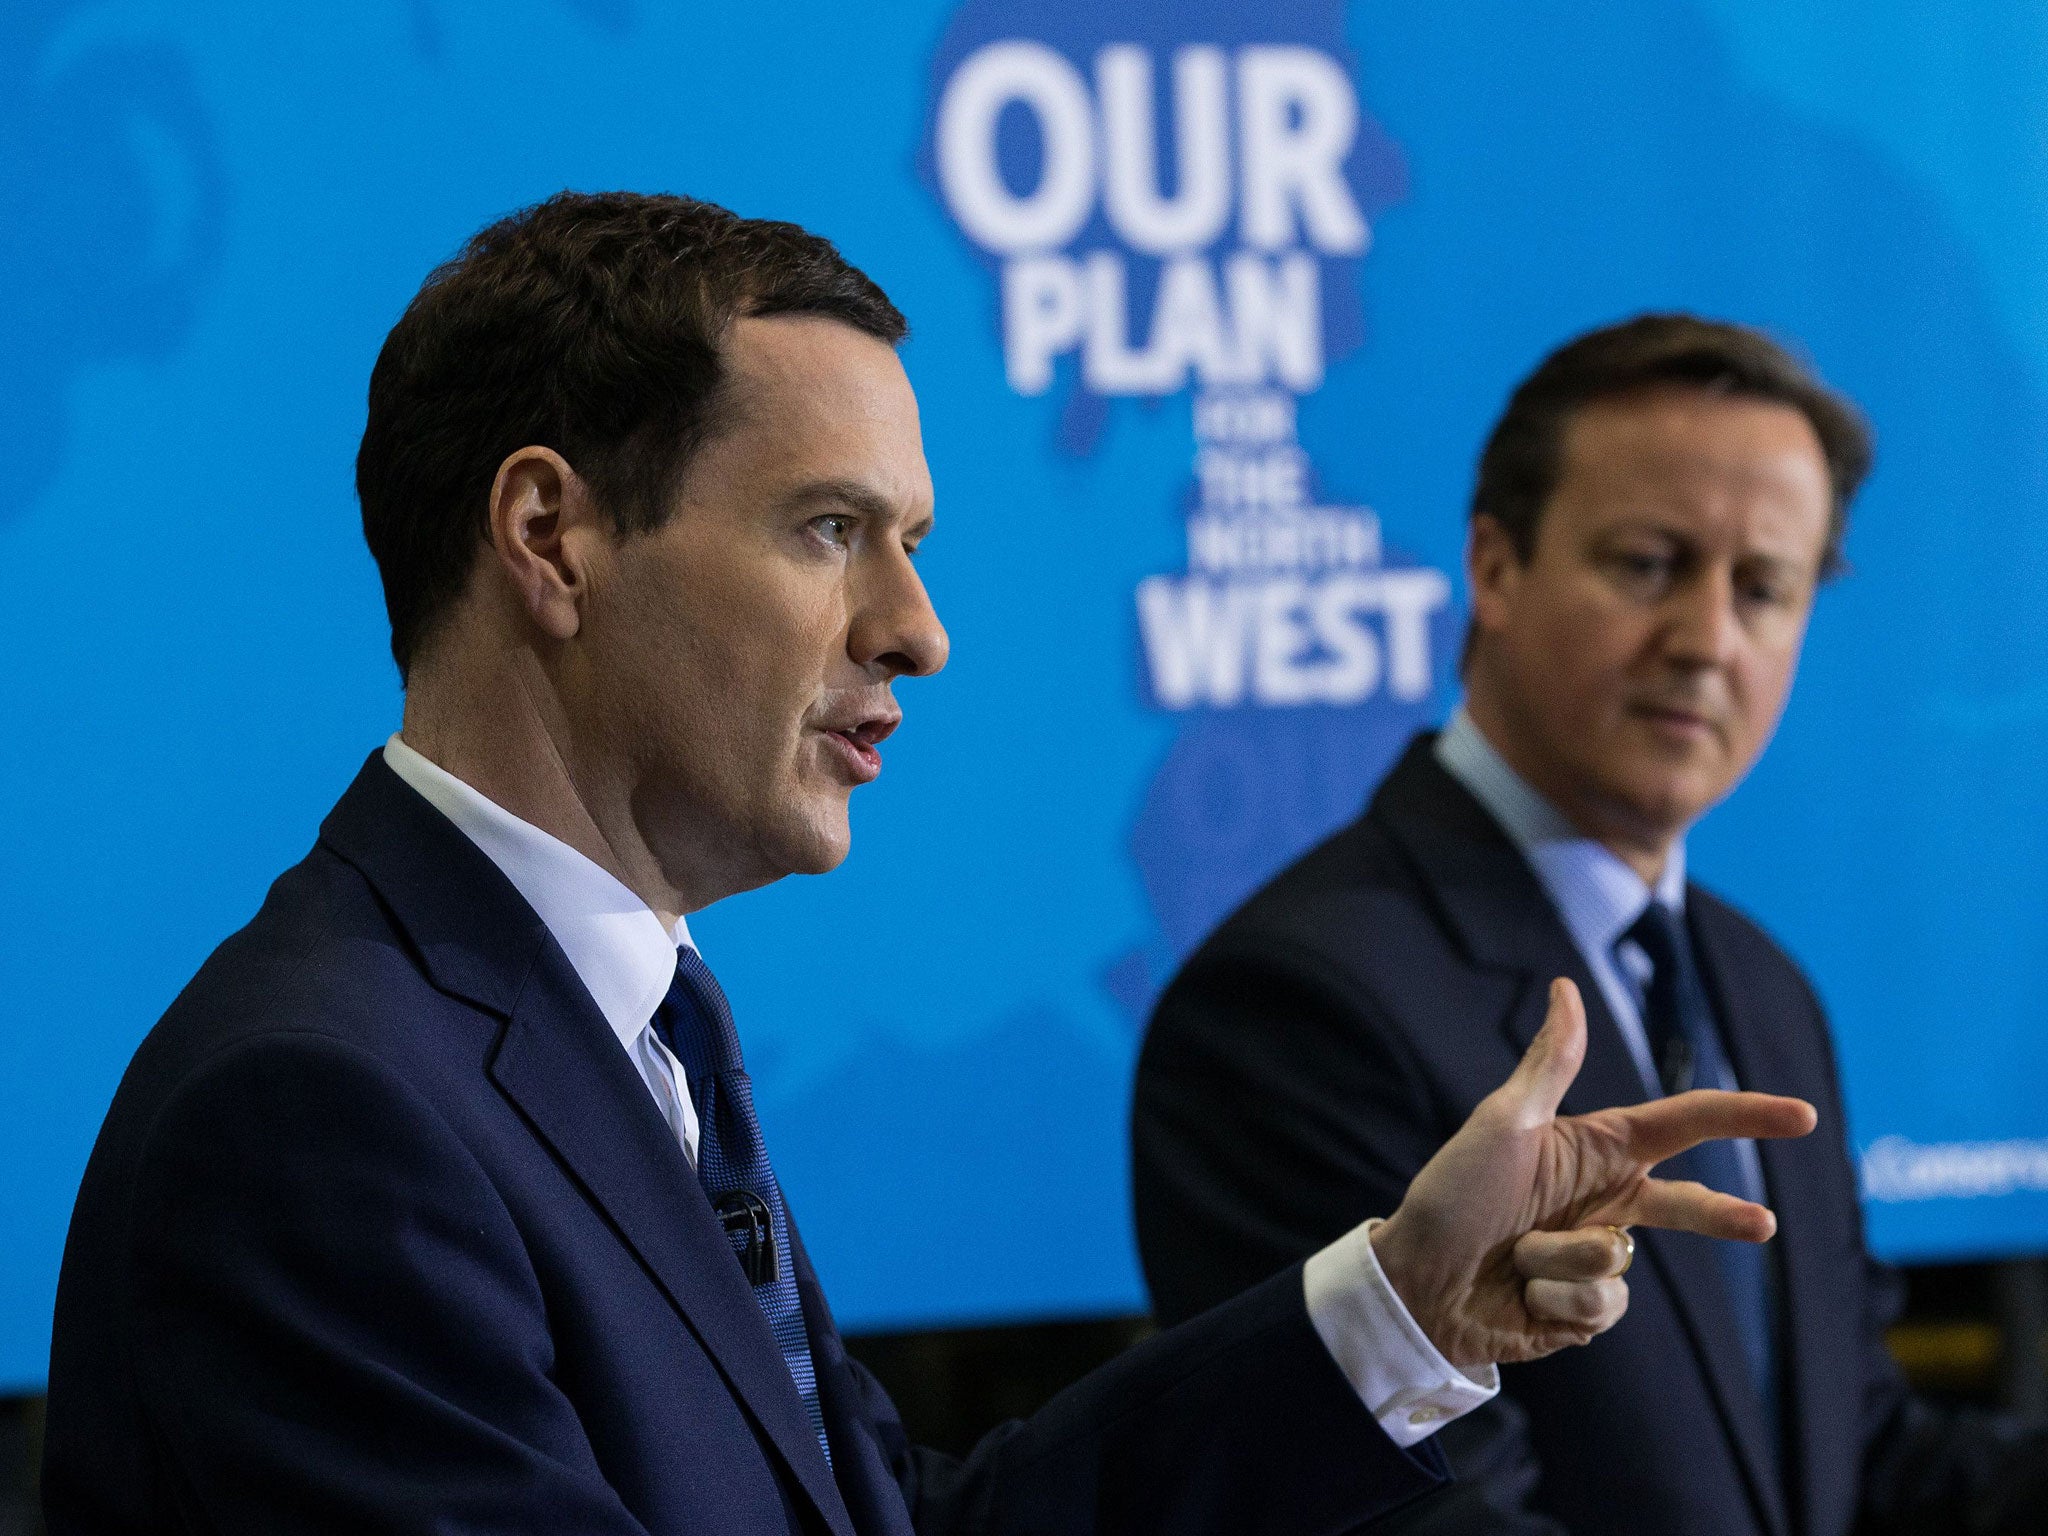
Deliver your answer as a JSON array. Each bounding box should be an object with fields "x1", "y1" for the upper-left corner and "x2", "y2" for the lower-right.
[{"x1": 4, "y1": 0, "x2": 2046, "y2": 1391}]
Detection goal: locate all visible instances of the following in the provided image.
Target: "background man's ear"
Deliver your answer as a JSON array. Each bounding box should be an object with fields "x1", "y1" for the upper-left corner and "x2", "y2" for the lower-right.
[{"x1": 1466, "y1": 513, "x2": 1525, "y2": 640}]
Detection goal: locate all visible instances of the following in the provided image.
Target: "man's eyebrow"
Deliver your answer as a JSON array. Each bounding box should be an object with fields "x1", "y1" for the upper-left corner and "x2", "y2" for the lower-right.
[
  {"x1": 780, "y1": 478, "x2": 934, "y2": 539},
  {"x1": 780, "y1": 479, "x2": 899, "y2": 520}
]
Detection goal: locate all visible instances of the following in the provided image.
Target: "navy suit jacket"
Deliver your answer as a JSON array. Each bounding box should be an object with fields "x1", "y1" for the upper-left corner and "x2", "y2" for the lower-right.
[
  {"x1": 1132, "y1": 736, "x2": 2048, "y2": 1536},
  {"x1": 44, "y1": 753, "x2": 1449, "y2": 1536}
]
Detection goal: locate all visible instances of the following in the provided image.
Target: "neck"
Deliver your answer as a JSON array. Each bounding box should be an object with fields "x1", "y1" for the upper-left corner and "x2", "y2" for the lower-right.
[
  {"x1": 1460, "y1": 684, "x2": 1678, "y2": 887},
  {"x1": 400, "y1": 639, "x2": 697, "y2": 927}
]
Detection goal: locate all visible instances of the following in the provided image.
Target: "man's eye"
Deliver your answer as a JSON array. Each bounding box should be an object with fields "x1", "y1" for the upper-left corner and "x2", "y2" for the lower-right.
[
  {"x1": 813, "y1": 515, "x2": 854, "y2": 546},
  {"x1": 1611, "y1": 550, "x2": 1672, "y2": 582}
]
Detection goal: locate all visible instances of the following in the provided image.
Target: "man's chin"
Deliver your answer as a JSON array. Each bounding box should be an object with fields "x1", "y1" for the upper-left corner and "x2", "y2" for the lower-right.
[
  {"x1": 1611, "y1": 764, "x2": 1729, "y2": 843},
  {"x1": 762, "y1": 798, "x2": 854, "y2": 877}
]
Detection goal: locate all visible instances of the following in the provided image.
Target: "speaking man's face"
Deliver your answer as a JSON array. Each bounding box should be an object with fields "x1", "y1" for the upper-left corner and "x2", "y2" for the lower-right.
[
  {"x1": 1467, "y1": 387, "x2": 1832, "y2": 860},
  {"x1": 573, "y1": 315, "x2": 947, "y2": 899}
]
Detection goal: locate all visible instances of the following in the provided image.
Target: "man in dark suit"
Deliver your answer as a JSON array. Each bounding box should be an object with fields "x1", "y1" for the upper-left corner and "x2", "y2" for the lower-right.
[
  {"x1": 41, "y1": 201, "x2": 1810, "y2": 1535},
  {"x1": 1133, "y1": 315, "x2": 2048, "y2": 1536}
]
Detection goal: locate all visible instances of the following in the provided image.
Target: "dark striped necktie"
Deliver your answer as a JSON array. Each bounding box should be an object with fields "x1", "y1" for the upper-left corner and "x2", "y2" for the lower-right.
[{"x1": 654, "y1": 945, "x2": 830, "y2": 1467}]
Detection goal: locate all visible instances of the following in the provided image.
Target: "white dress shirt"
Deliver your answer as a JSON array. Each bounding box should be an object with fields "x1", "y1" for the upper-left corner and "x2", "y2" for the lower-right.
[
  {"x1": 384, "y1": 734, "x2": 702, "y2": 1167},
  {"x1": 381, "y1": 733, "x2": 1497, "y2": 1448}
]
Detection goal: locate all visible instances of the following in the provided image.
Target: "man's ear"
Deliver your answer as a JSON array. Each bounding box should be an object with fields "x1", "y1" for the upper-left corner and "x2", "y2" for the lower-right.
[
  {"x1": 487, "y1": 447, "x2": 600, "y2": 643},
  {"x1": 1466, "y1": 513, "x2": 1526, "y2": 642}
]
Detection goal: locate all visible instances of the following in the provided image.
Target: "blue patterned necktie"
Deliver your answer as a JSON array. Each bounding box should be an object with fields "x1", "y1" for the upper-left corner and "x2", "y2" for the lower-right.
[
  {"x1": 653, "y1": 945, "x2": 830, "y2": 1466},
  {"x1": 1621, "y1": 901, "x2": 1778, "y2": 1446}
]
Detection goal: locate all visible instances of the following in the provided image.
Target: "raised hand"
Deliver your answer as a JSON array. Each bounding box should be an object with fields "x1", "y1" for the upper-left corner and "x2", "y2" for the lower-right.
[{"x1": 1368, "y1": 977, "x2": 1817, "y2": 1368}]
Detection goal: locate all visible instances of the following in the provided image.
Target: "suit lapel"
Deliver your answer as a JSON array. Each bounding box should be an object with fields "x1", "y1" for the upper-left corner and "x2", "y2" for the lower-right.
[
  {"x1": 1634, "y1": 1226, "x2": 1789, "y2": 1536},
  {"x1": 1371, "y1": 737, "x2": 1650, "y2": 1119},
  {"x1": 1371, "y1": 739, "x2": 1789, "y2": 1536},
  {"x1": 320, "y1": 753, "x2": 857, "y2": 1536},
  {"x1": 489, "y1": 962, "x2": 858, "y2": 1536}
]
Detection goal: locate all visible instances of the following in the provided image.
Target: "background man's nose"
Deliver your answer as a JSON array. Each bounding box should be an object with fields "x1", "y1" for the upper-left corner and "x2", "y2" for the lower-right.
[{"x1": 1663, "y1": 567, "x2": 1744, "y2": 667}]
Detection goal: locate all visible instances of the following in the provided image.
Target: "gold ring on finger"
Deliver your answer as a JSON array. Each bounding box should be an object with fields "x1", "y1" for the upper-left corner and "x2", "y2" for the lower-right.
[{"x1": 1606, "y1": 1224, "x2": 1635, "y2": 1276}]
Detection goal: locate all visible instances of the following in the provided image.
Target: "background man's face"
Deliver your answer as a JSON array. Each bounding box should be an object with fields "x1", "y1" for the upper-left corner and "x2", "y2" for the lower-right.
[
  {"x1": 572, "y1": 315, "x2": 947, "y2": 899},
  {"x1": 1467, "y1": 387, "x2": 1833, "y2": 859}
]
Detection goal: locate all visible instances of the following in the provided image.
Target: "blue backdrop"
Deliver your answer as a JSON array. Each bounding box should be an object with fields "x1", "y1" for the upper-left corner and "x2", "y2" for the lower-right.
[{"x1": 5, "y1": 0, "x2": 2047, "y2": 1392}]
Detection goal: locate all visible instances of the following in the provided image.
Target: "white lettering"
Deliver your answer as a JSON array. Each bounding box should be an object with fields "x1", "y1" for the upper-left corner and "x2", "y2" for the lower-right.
[
  {"x1": 1311, "y1": 574, "x2": 1384, "y2": 700},
  {"x1": 1137, "y1": 576, "x2": 1254, "y2": 707},
  {"x1": 1083, "y1": 251, "x2": 1173, "y2": 393},
  {"x1": 1001, "y1": 255, "x2": 1085, "y2": 394},
  {"x1": 1253, "y1": 577, "x2": 1319, "y2": 704},
  {"x1": 1237, "y1": 47, "x2": 1370, "y2": 254},
  {"x1": 1147, "y1": 255, "x2": 1239, "y2": 392},
  {"x1": 1139, "y1": 568, "x2": 1444, "y2": 708},
  {"x1": 1863, "y1": 1135, "x2": 2048, "y2": 1202},
  {"x1": 1377, "y1": 568, "x2": 1451, "y2": 700},
  {"x1": 1097, "y1": 45, "x2": 1231, "y2": 254},
  {"x1": 937, "y1": 41, "x2": 1096, "y2": 252},
  {"x1": 1193, "y1": 388, "x2": 1297, "y2": 446},
  {"x1": 1226, "y1": 252, "x2": 1323, "y2": 391},
  {"x1": 1194, "y1": 446, "x2": 1307, "y2": 510}
]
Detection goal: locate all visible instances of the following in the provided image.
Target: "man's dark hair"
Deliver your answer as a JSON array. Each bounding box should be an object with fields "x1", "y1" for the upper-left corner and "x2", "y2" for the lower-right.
[
  {"x1": 1471, "y1": 313, "x2": 1872, "y2": 578},
  {"x1": 356, "y1": 190, "x2": 907, "y2": 681}
]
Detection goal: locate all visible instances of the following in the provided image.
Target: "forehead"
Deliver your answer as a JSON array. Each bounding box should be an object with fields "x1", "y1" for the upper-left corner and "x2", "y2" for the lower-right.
[
  {"x1": 708, "y1": 314, "x2": 931, "y2": 507},
  {"x1": 1550, "y1": 387, "x2": 1831, "y2": 555}
]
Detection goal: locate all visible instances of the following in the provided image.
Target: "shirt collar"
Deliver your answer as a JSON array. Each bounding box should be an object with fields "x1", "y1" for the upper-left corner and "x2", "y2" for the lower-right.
[
  {"x1": 1434, "y1": 705, "x2": 1686, "y2": 958},
  {"x1": 381, "y1": 734, "x2": 692, "y2": 1054}
]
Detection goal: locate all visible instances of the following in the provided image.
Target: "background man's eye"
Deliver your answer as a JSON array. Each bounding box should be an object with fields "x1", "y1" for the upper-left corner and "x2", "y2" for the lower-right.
[{"x1": 1615, "y1": 551, "x2": 1669, "y2": 579}]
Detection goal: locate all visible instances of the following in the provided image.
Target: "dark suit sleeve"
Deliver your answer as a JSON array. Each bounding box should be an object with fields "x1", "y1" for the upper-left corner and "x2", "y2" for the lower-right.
[
  {"x1": 1130, "y1": 937, "x2": 1567, "y2": 1536},
  {"x1": 124, "y1": 1031, "x2": 652, "y2": 1535},
  {"x1": 858, "y1": 1266, "x2": 1451, "y2": 1536}
]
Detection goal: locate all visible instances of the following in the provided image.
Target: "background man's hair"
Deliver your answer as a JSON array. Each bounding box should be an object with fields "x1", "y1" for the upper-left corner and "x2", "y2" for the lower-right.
[
  {"x1": 356, "y1": 190, "x2": 907, "y2": 681},
  {"x1": 1471, "y1": 313, "x2": 1873, "y2": 578}
]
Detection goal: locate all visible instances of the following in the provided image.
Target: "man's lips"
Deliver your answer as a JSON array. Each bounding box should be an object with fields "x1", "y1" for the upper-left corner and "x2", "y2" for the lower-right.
[
  {"x1": 815, "y1": 713, "x2": 899, "y2": 784},
  {"x1": 1629, "y1": 701, "x2": 1720, "y2": 740}
]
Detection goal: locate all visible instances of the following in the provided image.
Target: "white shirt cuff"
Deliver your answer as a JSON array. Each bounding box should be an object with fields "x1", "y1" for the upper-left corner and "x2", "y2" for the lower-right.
[{"x1": 1302, "y1": 1218, "x2": 1501, "y2": 1449}]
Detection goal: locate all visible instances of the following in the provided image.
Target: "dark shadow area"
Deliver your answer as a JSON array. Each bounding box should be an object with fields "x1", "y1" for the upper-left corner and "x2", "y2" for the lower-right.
[
  {"x1": 0, "y1": 1396, "x2": 42, "y2": 1536},
  {"x1": 1892, "y1": 1258, "x2": 2048, "y2": 1418},
  {"x1": 843, "y1": 1313, "x2": 1155, "y2": 1459}
]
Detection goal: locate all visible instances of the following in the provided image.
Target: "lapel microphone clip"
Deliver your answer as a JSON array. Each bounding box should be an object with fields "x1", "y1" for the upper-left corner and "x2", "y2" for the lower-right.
[{"x1": 713, "y1": 1190, "x2": 779, "y2": 1286}]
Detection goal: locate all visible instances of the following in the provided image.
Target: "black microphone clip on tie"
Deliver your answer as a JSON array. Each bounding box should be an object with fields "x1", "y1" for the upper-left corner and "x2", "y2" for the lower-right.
[{"x1": 713, "y1": 1190, "x2": 779, "y2": 1286}]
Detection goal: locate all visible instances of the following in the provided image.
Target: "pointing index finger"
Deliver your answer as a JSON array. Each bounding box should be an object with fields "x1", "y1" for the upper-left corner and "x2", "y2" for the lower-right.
[{"x1": 1607, "y1": 1089, "x2": 1817, "y2": 1166}]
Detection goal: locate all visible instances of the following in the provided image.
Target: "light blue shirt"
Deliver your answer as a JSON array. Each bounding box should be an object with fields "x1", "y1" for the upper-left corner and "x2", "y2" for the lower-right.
[
  {"x1": 1434, "y1": 706, "x2": 1685, "y2": 1099},
  {"x1": 1434, "y1": 706, "x2": 1765, "y2": 1203}
]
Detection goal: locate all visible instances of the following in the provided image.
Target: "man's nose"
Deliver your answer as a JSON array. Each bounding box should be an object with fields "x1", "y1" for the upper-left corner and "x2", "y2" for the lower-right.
[
  {"x1": 1662, "y1": 566, "x2": 1744, "y2": 668},
  {"x1": 850, "y1": 552, "x2": 950, "y2": 679}
]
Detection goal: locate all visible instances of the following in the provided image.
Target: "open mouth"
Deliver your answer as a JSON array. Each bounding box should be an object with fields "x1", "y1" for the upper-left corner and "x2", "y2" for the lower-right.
[{"x1": 819, "y1": 715, "x2": 898, "y2": 783}]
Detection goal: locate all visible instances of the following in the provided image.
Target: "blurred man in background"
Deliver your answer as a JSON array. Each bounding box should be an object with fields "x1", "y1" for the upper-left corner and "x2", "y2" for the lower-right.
[{"x1": 1133, "y1": 315, "x2": 2048, "y2": 1536}]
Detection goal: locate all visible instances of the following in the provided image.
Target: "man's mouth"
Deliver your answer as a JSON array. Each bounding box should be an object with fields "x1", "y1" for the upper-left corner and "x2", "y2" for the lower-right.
[
  {"x1": 1629, "y1": 700, "x2": 1719, "y2": 741},
  {"x1": 817, "y1": 713, "x2": 899, "y2": 785}
]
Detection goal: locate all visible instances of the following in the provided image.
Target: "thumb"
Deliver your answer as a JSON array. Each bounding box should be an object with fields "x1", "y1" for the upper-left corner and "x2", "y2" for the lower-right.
[{"x1": 1496, "y1": 978, "x2": 1587, "y2": 1128}]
